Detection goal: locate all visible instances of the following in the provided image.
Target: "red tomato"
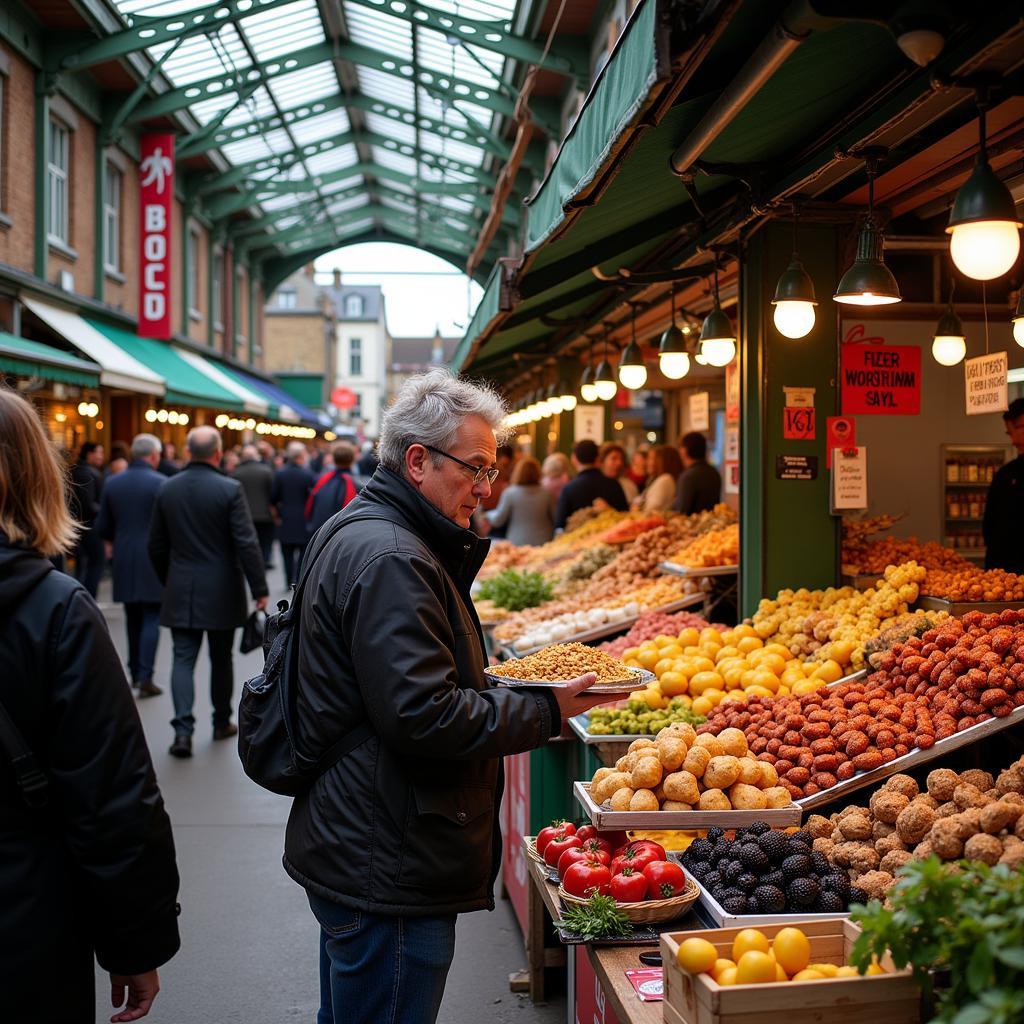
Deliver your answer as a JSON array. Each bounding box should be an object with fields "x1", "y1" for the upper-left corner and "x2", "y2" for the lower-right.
[
  {"x1": 562, "y1": 860, "x2": 612, "y2": 899},
  {"x1": 558, "y1": 845, "x2": 610, "y2": 879},
  {"x1": 642, "y1": 860, "x2": 687, "y2": 900},
  {"x1": 600, "y1": 830, "x2": 630, "y2": 850},
  {"x1": 609, "y1": 867, "x2": 648, "y2": 903},
  {"x1": 575, "y1": 824, "x2": 598, "y2": 844},
  {"x1": 628, "y1": 839, "x2": 667, "y2": 861},
  {"x1": 613, "y1": 843, "x2": 663, "y2": 875},
  {"x1": 536, "y1": 820, "x2": 575, "y2": 857},
  {"x1": 543, "y1": 832, "x2": 582, "y2": 867}
]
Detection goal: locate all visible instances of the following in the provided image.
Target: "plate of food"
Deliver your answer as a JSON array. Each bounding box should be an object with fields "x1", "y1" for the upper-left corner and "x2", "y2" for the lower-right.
[{"x1": 485, "y1": 643, "x2": 655, "y2": 694}]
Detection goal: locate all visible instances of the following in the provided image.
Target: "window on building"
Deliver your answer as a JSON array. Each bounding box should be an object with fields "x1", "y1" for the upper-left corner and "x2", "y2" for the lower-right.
[
  {"x1": 278, "y1": 289, "x2": 297, "y2": 309},
  {"x1": 350, "y1": 337, "x2": 362, "y2": 377},
  {"x1": 212, "y1": 249, "x2": 224, "y2": 327},
  {"x1": 345, "y1": 293, "x2": 364, "y2": 318},
  {"x1": 187, "y1": 227, "x2": 201, "y2": 316},
  {"x1": 47, "y1": 119, "x2": 70, "y2": 245},
  {"x1": 103, "y1": 163, "x2": 121, "y2": 273}
]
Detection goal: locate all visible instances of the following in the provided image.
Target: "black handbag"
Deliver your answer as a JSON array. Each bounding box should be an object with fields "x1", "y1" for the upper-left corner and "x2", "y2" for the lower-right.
[{"x1": 239, "y1": 609, "x2": 267, "y2": 654}]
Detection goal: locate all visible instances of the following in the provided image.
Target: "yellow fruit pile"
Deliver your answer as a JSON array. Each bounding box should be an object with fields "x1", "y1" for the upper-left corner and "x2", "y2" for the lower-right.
[
  {"x1": 668, "y1": 523, "x2": 739, "y2": 568},
  {"x1": 621, "y1": 623, "x2": 834, "y2": 718},
  {"x1": 675, "y1": 927, "x2": 887, "y2": 985},
  {"x1": 750, "y1": 562, "x2": 926, "y2": 668}
]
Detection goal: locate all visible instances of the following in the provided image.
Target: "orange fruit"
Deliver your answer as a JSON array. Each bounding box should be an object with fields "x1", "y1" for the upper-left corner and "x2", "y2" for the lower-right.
[
  {"x1": 735, "y1": 951, "x2": 777, "y2": 984},
  {"x1": 772, "y1": 928, "x2": 811, "y2": 975},
  {"x1": 732, "y1": 929, "x2": 770, "y2": 962},
  {"x1": 676, "y1": 938, "x2": 718, "y2": 975}
]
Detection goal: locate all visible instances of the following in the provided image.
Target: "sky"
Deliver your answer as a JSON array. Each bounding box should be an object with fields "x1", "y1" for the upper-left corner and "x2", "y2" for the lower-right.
[{"x1": 314, "y1": 243, "x2": 484, "y2": 339}]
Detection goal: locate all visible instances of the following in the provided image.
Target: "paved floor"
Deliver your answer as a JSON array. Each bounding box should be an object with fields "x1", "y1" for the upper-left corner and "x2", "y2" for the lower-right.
[{"x1": 92, "y1": 564, "x2": 566, "y2": 1024}]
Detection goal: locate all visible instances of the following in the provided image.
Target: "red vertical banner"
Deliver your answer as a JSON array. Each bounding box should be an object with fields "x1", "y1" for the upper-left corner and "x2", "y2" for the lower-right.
[
  {"x1": 138, "y1": 133, "x2": 175, "y2": 339},
  {"x1": 502, "y1": 752, "x2": 531, "y2": 935},
  {"x1": 575, "y1": 945, "x2": 623, "y2": 1024}
]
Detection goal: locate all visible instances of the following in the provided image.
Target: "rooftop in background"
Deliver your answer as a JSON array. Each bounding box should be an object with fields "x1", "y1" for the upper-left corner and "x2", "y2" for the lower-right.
[
  {"x1": 390, "y1": 332, "x2": 460, "y2": 370},
  {"x1": 322, "y1": 281, "x2": 385, "y2": 322},
  {"x1": 265, "y1": 266, "x2": 326, "y2": 315}
]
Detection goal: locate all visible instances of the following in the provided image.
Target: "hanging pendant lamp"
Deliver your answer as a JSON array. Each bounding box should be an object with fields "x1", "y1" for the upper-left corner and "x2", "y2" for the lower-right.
[
  {"x1": 618, "y1": 305, "x2": 648, "y2": 390},
  {"x1": 699, "y1": 266, "x2": 736, "y2": 367},
  {"x1": 772, "y1": 206, "x2": 817, "y2": 338},
  {"x1": 931, "y1": 285, "x2": 967, "y2": 366},
  {"x1": 580, "y1": 341, "x2": 599, "y2": 402},
  {"x1": 593, "y1": 327, "x2": 618, "y2": 401},
  {"x1": 1011, "y1": 290, "x2": 1024, "y2": 347},
  {"x1": 659, "y1": 283, "x2": 691, "y2": 379}
]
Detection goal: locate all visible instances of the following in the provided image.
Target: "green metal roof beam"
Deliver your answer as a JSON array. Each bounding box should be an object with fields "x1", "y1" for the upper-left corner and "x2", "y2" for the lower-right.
[
  {"x1": 358, "y1": 131, "x2": 495, "y2": 185},
  {"x1": 49, "y1": 0, "x2": 301, "y2": 71},
  {"x1": 375, "y1": 181, "x2": 518, "y2": 225},
  {"x1": 229, "y1": 184, "x2": 369, "y2": 237},
  {"x1": 345, "y1": 0, "x2": 585, "y2": 78}
]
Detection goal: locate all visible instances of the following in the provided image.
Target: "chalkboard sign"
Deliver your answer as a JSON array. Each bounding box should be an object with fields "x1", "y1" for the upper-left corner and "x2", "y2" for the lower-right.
[{"x1": 776, "y1": 455, "x2": 818, "y2": 480}]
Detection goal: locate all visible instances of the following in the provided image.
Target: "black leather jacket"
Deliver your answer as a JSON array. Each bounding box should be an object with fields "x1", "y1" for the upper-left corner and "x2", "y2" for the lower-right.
[
  {"x1": 0, "y1": 537, "x2": 179, "y2": 1018},
  {"x1": 284, "y1": 468, "x2": 558, "y2": 915}
]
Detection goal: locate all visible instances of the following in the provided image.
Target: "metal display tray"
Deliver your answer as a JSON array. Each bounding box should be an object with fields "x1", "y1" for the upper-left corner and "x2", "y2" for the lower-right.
[
  {"x1": 914, "y1": 596, "x2": 1024, "y2": 616},
  {"x1": 497, "y1": 592, "x2": 705, "y2": 659},
  {"x1": 841, "y1": 573, "x2": 885, "y2": 590},
  {"x1": 658, "y1": 562, "x2": 739, "y2": 578},
  {"x1": 797, "y1": 704, "x2": 1024, "y2": 811},
  {"x1": 573, "y1": 781, "x2": 802, "y2": 830}
]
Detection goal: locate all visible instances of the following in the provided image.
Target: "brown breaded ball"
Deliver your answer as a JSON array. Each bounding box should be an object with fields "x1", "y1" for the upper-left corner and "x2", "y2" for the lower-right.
[
  {"x1": 884, "y1": 774, "x2": 919, "y2": 800},
  {"x1": 874, "y1": 834, "x2": 907, "y2": 856},
  {"x1": 913, "y1": 840, "x2": 934, "y2": 858},
  {"x1": 964, "y1": 833, "x2": 1002, "y2": 866},
  {"x1": 832, "y1": 841, "x2": 865, "y2": 868},
  {"x1": 1016, "y1": 815, "x2": 1024, "y2": 841},
  {"x1": 954, "y1": 783, "x2": 990, "y2": 810},
  {"x1": 838, "y1": 804, "x2": 869, "y2": 819},
  {"x1": 1001, "y1": 792, "x2": 1024, "y2": 811},
  {"x1": 870, "y1": 789, "x2": 909, "y2": 824},
  {"x1": 812, "y1": 837, "x2": 837, "y2": 860},
  {"x1": 996, "y1": 766, "x2": 1024, "y2": 796},
  {"x1": 880, "y1": 849, "x2": 914, "y2": 875},
  {"x1": 934, "y1": 801, "x2": 958, "y2": 819},
  {"x1": 985, "y1": 789, "x2": 1001, "y2": 801},
  {"x1": 926, "y1": 768, "x2": 960, "y2": 803},
  {"x1": 928, "y1": 819, "x2": 964, "y2": 860},
  {"x1": 807, "y1": 814, "x2": 834, "y2": 840},
  {"x1": 896, "y1": 802, "x2": 937, "y2": 845},
  {"x1": 980, "y1": 801, "x2": 1019, "y2": 835},
  {"x1": 999, "y1": 838, "x2": 1024, "y2": 868},
  {"x1": 838, "y1": 813, "x2": 873, "y2": 842},
  {"x1": 856, "y1": 870, "x2": 895, "y2": 901},
  {"x1": 872, "y1": 820, "x2": 897, "y2": 841},
  {"x1": 831, "y1": 828, "x2": 845, "y2": 844},
  {"x1": 915, "y1": 794, "x2": 940, "y2": 811},
  {"x1": 849, "y1": 845, "x2": 880, "y2": 875},
  {"x1": 960, "y1": 769, "x2": 995, "y2": 792},
  {"x1": 953, "y1": 809, "x2": 982, "y2": 840}
]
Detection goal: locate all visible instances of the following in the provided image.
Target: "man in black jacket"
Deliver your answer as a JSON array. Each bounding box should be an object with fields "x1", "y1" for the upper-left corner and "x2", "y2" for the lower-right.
[
  {"x1": 984, "y1": 398, "x2": 1024, "y2": 573},
  {"x1": 553, "y1": 438, "x2": 628, "y2": 529},
  {"x1": 149, "y1": 426, "x2": 269, "y2": 758},
  {"x1": 70, "y1": 441, "x2": 106, "y2": 596},
  {"x1": 234, "y1": 443, "x2": 277, "y2": 567},
  {"x1": 285, "y1": 370, "x2": 607, "y2": 1024},
  {"x1": 674, "y1": 431, "x2": 722, "y2": 514},
  {"x1": 271, "y1": 441, "x2": 316, "y2": 588}
]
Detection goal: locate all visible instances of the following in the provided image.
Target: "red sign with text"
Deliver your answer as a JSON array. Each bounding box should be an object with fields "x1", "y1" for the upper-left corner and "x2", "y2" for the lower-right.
[
  {"x1": 502, "y1": 752, "x2": 531, "y2": 936},
  {"x1": 138, "y1": 133, "x2": 174, "y2": 339},
  {"x1": 840, "y1": 325, "x2": 920, "y2": 415},
  {"x1": 826, "y1": 416, "x2": 856, "y2": 468},
  {"x1": 783, "y1": 406, "x2": 815, "y2": 440},
  {"x1": 331, "y1": 386, "x2": 358, "y2": 409}
]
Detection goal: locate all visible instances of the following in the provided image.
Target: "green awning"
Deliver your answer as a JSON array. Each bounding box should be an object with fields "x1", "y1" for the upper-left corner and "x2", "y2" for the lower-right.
[
  {"x1": 85, "y1": 319, "x2": 244, "y2": 411},
  {"x1": 0, "y1": 332, "x2": 101, "y2": 388},
  {"x1": 274, "y1": 374, "x2": 324, "y2": 410},
  {"x1": 450, "y1": 262, "x2": 504, "y2": 373}
]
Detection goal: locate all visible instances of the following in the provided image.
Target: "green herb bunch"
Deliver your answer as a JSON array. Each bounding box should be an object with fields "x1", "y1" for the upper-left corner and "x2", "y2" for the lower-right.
[
  {"x1": 478, "y1": 569, "x2": 553, "y2": 612},
  {"x1": 851, "y1": 856, "x2": 1024, "y2": 1024},
  {"x1": 556, "y1": 893, "x2": 633, "y2": 941}
]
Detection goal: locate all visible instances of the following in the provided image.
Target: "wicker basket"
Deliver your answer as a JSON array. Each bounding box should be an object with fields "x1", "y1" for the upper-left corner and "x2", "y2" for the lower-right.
[
  {"x1": 558, "y1": 877, "x2": 700, "y2": 925},
  {"x1": 524, "y1": 836, "x2": 546, "y2": 866}
]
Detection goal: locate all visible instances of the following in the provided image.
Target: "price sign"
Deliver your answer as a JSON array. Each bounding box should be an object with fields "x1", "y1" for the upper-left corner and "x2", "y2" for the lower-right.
[
  {"x1": 964, "y1": 352, "x2": 1008, "y2": 416},
  {"x1": 689, "y1": 391, "x2": 709, "y2": 431},
  {"x1": 783, "y1": 406, "x2": 815, "y2": 440},
  {"x1": 832, "y1": 446, "x2": 868, "y2": 511}
]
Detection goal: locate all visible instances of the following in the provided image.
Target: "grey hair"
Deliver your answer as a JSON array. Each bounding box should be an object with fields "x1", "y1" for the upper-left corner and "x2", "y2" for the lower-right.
[
  {"x1": 241, "y1": 444, "x2": 259, "y2": 461},
  {"x1": 131, "y1": 433, "x2": 162, "y2": 459},
  {"x1": 379, "y1": 368, "x2": 507, "y2": 474},
  {"x1": 285, "y1": 441, "x2": 307, "y2": 462},
  {"x1": 187, "y1": 425, "x2": 223, "y2": 460}
]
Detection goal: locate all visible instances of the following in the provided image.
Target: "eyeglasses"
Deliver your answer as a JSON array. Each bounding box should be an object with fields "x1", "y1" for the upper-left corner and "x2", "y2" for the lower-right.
[{"x1": 423, "y1": 444, "x2": 500, "y2": 484}]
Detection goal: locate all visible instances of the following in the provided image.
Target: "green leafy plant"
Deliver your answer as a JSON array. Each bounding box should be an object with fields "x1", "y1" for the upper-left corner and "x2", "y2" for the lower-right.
[
  {"x1": 851, "y1": 856, "x2": 1024, "y2": 1024},
  {"x1": 555, "y1": 893, "x2": 634, "y2": 940},
  {"x1": 478, "y1": 569, "x2": 553, "y2": 612}
]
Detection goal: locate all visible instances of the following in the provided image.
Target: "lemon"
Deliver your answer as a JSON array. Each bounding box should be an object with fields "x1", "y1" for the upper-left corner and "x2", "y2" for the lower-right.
[
  {"x1": 710, "y1": 958, "x2": 736, "y2": 981},
  {"x1": 865, "y1": 962, "x2": 886, "y2": 975},
  {"x1": 735, "y1": 950, "x2": 777, "y2": 985},
  {"x1": 731, "y1": 929, "x2": 770, "y2": 962},
  {"x1": 834, "y1": 965, "x2": 859, "y2": 977},
  {"x1": 807, "y1": 963, "x2": 839, "y2": 977},
  {"x1": 775, "y1": 962, "x2": 787, "y2": 982},
  {"x1": 716, "y1": 966, "x2": 738, "y2": 986},
  {"x1": 791, "y1": 969, "x2": 826, "y2": 981},
  {"x1": 676, "y1": 938, "x2": 718, "y2": 975},
  {"x1": 771, "y1": 927, "x2": 811, "y2": 976}
]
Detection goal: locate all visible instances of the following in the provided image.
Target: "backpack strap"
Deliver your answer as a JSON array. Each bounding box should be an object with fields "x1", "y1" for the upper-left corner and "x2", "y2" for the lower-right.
[{"x1": 0, "y1": 698, "x2": 48, "y2": 808}]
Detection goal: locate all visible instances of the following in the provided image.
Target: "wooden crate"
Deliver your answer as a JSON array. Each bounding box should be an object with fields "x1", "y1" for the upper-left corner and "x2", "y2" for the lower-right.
[{"x1": 659, "y1": 919, "x2": 919, "y2": 1024}]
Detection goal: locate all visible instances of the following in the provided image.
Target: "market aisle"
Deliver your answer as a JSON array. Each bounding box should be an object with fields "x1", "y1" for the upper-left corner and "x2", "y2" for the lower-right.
[{"x1": 92, "y1": 566, "x2": 565, "y2": 1024}]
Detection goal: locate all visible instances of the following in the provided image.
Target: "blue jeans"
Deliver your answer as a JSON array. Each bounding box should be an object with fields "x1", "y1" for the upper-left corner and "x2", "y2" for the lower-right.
[
  {"x1": 124, "y1": 601, "x2": 161, "y2": 684},
  {"x1": 170, "y1": 627, "x2": 234, "y2": 736},
  {"x1": 307, "y1": 892, "x2": 456, "y2": 1024}
]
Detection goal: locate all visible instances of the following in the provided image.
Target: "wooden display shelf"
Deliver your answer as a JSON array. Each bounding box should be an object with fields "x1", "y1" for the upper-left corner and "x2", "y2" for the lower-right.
[
  {"x1": 574, "y1": 781, "x2": 802, "y2": 830},
  {"x1": 915, "y1": 596, "x2": 1024, "y2": 616},
  {"x1": 587, "y1": 946, "x2": 663, "y2": 1024}
]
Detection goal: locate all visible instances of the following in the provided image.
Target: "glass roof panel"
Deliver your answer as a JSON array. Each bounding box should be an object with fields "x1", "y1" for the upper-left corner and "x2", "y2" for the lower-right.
[
  {"x1": 269, "y1": 63, "x2": 338, "y2": 108},
  {"x1": 288, "y1": 109, "x2": 352, "y2": 146},
  {"x1": 304, "y1": 145, "x2": 360, "y2": 175}
]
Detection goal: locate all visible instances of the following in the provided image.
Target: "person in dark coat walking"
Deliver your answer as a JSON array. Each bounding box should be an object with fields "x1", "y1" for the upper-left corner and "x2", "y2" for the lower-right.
[
  {"x1": 97, "y1": 433, "x2": 167, "y2": 699},
  {"x1": 149, "y1": 426, "x2": 269, "y2": 759},
  {"x1": 0, "y1": 388, "x2": 180, "y2": 1023},
  {"x1": 271, "y1": 441, "x2": 316, "y2": 587},
  {"x1": 305, "y1": 441, "x2": 360, "y2": 536},
  {"x1": 553, "y1": 438, "x2": 628, "y2": 529},
  {"x1": 234, "y1": 443, "x2": 276, "y2": 568},
  {"x1": 70, "y1": 440, "x2": 106, "y2": 596},
  {"x1": 282, "y1": 370, "x2": 607, "y2": 1024}
]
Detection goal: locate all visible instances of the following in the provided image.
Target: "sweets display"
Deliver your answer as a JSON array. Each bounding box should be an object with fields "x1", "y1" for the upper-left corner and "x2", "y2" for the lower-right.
[
  {"x1": 599, "y1": 609, "x2": 712, "y2": 658},
  {"x1": 489, "y1": 643, "x2": 632, "y2": 683},
  {"x1": 667, "y1": 523, "x2": 739, "y2": 568}
]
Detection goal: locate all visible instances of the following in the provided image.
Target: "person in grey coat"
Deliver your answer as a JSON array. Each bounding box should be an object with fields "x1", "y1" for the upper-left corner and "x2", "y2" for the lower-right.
[
  {"x1": 96, "y1": 433, "x2": 167, "y2": 699},
  {"x1": 148, "y1": 426, "x2": 269, "y2": 759},
  {"x1": 233, "y1": 444, "x2": 276, "y2": 568},
  {"x1": 484, "y1": 456, "x2": 554, "y2": 546}
]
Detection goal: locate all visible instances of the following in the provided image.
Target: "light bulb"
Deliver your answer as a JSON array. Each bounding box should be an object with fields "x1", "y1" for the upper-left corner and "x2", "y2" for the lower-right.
[
  {"x1": 772, "y1": 300, "x2": 816, "y2": 339},
  {"x1": 949, "y1": 220, "x2": 1021, "y2": 281},
  {"x1": 659, "y1": 351, "x2": 690, "y2": 380},
  {"x1": 560, "y1": 394, "x2": 577, "y2": 410},
  {"x1": 694, "y1": 351, "x2": 708, "y2": 366},
  {"x1": 580, "y1": 380, "x2": 599, "y2": 403},
  {"x1": 932, "y1": 335, "x2": 967, "y2": 366},
  {"x1": 593, "y1": 378, "x2": 618, "y2": 401},
  {"x1": 1013, "y1": 318, "x2": 1024, "y2": 347},
  {"x1": 701, "y1": 338, "x2": 736, "y2": 367},
  {"x1": 618, "y1": 363, "x2": 648, "y2": 390}
]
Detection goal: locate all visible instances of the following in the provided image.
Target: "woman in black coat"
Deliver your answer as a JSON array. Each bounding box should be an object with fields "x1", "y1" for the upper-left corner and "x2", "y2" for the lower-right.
[{"x1": 0, "y1": 388, "x2": 180, "y2": 1023}]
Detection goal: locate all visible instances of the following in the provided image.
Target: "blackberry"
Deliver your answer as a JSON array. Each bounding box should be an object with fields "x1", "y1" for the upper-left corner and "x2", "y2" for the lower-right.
[
  {"x1": 724, "y1": 861, "x2": 745, "y2": 884},
  {"x1": 722, "y1": 895, "x2": 748, "y2": 914},
  {"x1": 786, "y1": 877, "x2": 820, "y2": 908},
  {"x1": 688, "y1": 859, "x2": 711, "y2": 882},
  {"x1": 787, "y1": 840, "x2": 812, "y2": 857},
  {"x1": 703, "y1": 870, "x2": 722, "y2": 891},
  {"x1": 810, "y1": 852, "x2": 831, "y2": 876},
  {"x1": 746, "y1": 895, "x2": 761, "y2": 913},
  {"x1": 740, "y1": 843, "x2": 770, "y2": 871},
  {"x1": 782, "y1": 854, "x2": 812, "y2": 880},
  {"x1": 761, "y1": 869, "x2": 785, "y2": 889},
  {"x1": 748, "y1": 820, "x2": 771, "y2": 836},
  {"x1": 849, "y1": 885, "x2": 869, "y2": 905},
  {"x1": 820, "y1": 873, "x2": 850, "y2": 897},
  {"x1": 737, "y1": 872, "x2": 758, "y2": 893},
  {"x1": 687, "y1": 839, "x2": 714, "y2": 864},
  {"x1": 721, "y1": 887, "x2": 742, "y2": 901},
  {"x1": 791, "y1": 829, "x2": 812, "y2": 846},
  {"x1": 815, "y1": 891, "x2": 845, "y2": 913},
  {"x1": 711, "y1": 886, "x2": 729, "y2": 903},
  {"x1": 713, "y1": 839, "x2": 735, "y2": 862},
  {"x1": 706, "y1": 827, "x2": 725, "y2": 843},
  {"x1": 753, "y1": 884, "x2": 786, "y2": 913},
  {"x1": 757, "y1": 831, "x2": 789, "y2": 863}
]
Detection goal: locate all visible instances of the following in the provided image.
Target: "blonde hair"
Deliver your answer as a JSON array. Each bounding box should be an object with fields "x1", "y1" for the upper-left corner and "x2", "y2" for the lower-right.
[{"x1": 0, "y1": 388, "x2": 80, "y2": 556}]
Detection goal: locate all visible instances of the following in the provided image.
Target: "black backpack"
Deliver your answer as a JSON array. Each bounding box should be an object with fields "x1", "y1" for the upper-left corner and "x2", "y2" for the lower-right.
[{"x1": 237, "y1": 513, "x2": 384, "y2": 796}]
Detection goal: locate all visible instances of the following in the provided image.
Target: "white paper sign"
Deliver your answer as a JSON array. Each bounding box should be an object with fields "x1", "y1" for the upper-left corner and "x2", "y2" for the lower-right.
[
  {"x1": 964, "y1": 352, "x2": 1008, "y2": 416},
  {"x1": 573, "y1": 403, "x2": 605, "y2": 445},
  {"x1": 724, "y1": 424, "x2": 739, "y2": 462},
  {"x1": 689, "y1": 391, "x2": 709, "y2": 431},
  {"x1": 832, "y1": 446, "x2": 867, "y2": 511},
  {"x1": 783, "y1": 386, "x2": 816, "y2": 408}
]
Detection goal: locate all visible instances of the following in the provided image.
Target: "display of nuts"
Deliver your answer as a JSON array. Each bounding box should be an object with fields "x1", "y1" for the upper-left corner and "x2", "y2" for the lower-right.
[
  {"x1": 963, "y1": 833, "x2": 1002, "y2": 865},
  {"x1": 927, "y1": 768, "x2": 959, "y2": 802}
]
